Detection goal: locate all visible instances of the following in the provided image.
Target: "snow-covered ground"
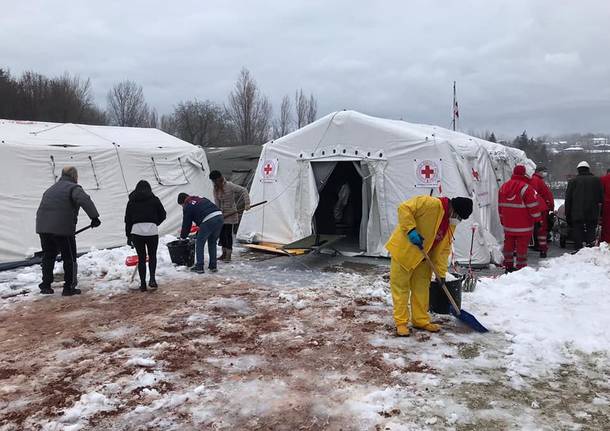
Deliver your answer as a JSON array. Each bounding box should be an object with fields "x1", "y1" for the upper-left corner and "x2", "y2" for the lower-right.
[{"x1": 0, "y1": 239, "x2": 609, "y2": 429}]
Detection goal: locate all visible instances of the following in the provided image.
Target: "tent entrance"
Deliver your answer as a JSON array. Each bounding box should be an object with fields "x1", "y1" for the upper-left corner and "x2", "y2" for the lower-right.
[{"x1": 312, "y1": 161, "x2": 364, "y2": 253}]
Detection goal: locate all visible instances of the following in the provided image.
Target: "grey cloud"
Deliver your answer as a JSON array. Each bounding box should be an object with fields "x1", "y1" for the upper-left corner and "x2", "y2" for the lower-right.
[{"x1": 1, "y1": 0, "x2": 609, "y2": 136}]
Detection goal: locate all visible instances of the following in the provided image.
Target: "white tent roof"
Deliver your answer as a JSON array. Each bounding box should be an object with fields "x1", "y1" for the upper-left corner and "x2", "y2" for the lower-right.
[
  {"x1": 0, "y1": 119, "x2": 212, "y2": 263},
  {"x1": 238, "y1": 111, "x2": 534, "y2": 264}
]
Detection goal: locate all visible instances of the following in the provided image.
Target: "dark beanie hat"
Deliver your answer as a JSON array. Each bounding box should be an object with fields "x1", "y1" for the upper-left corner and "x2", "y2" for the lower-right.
[
  {"x1": 177, "y1": 192, "x2": 189, "y2": 205},
  {"x1": 451, "y1": 197, "x2": 473, "y2": 220},
  {"x1": 209, "y1": 170, "x2": 222, "y2": 180}
]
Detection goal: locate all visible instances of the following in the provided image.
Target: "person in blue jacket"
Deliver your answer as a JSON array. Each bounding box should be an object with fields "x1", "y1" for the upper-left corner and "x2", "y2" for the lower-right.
[{"x1": 177, "y1": 193, "x2": 224, "y2": 273}]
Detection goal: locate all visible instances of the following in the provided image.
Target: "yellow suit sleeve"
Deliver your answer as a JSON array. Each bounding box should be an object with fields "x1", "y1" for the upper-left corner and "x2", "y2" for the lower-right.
[
  {"x1": 397, "y1": 198, "x2": 419, "y2": 235},
  {"x1": 429, "y1": 224, "x2": 455, "y2": 278}
]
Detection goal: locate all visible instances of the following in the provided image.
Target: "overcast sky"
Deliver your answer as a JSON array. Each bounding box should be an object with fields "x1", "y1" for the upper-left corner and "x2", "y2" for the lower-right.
[{"x1": 2, "y1": 0, "x2": 609, "y2": 137}]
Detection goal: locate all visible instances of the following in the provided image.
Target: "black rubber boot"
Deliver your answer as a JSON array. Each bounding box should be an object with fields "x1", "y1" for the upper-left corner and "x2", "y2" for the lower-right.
[
  {"x1": 62, "y1": 287, "x2": 81, "y2": 296},
  {"x1": 149, "y1": 277, "x2": 158, "y2": 289},
  {"x1": 140, "y1": 282, "x2": 148, "y2": 292}
]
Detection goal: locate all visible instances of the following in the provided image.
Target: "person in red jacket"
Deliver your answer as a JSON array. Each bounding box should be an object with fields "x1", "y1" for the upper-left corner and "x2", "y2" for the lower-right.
[
  {"x1": 529, "y1": 166, "x2": 554, "y2": 257},
  {"x1": 600, "y1": 169, "x2": 610, "y2": 243},
  {"x1": 499, "y1": 165, "x2": 543, "y2": 272}
]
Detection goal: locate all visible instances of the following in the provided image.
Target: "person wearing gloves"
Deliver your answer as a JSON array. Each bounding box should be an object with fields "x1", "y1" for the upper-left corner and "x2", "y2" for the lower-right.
[
  {"x1": 35, "y1": 166, "x2": 101, "y2": 296},
  {"x1": 124, "y1": 180, "x2": 167, "y2": 291},
  {"x1": 385, "y1": 195, "x2": 473, "y2": 337},
  {"x1": 529, "y1": 166, "x2": 554, "y2": 258},
  {"x1": 565, "y1": 161, "x2": 603, "y2": 249},
  {"x1": 177, "y1": 193, "x2": 224, "y2": 274},
  {"x1": 498, "y1": 165, "x2": 542, "y2": 272}
]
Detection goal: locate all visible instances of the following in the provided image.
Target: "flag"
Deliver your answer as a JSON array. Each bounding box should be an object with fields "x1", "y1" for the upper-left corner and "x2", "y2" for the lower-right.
[{"x1": 454, "y1": 100, "x2": 459, "y2": 119}]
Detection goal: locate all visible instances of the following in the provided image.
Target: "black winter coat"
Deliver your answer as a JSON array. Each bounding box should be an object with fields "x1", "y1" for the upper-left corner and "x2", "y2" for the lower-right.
[
  {"x1": 565, "y1": 172, "x2": 603, "y2": 224},
  {"x1": 124, "y1": 190, "x2": 167, "y2": 237}
]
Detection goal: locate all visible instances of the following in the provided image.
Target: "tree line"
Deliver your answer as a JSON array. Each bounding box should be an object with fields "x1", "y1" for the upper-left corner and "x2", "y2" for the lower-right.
[{"x1": 0, "y1": 67, "x2": 318, "y2": 147}]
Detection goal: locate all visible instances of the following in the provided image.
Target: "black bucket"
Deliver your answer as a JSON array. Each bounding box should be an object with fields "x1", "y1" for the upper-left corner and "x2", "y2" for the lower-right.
[
  {"x1": 429, "y1": 273, "x2": 463, "y2": 314},
  {"x1": 167, "y1": 239, "x2": 195, "y2": 267}
]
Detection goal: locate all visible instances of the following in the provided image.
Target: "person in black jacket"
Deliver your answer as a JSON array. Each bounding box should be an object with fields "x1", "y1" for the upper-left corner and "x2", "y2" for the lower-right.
[
  {"x1": 565, "y1": 161, "x2": 603, "y2": 249},
  {"x1": 125, "y1": 180, "x2": 167, "y2": 291}
]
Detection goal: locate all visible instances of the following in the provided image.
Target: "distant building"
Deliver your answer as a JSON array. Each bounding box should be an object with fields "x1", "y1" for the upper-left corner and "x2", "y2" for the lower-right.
[{"x1": 592, "y1": 137, "x2": 608, "y2": 146}]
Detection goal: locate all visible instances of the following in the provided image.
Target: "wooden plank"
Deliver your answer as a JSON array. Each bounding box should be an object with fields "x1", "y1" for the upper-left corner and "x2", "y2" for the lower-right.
[{"x1": 242, "y1": 243, "x2": 308, "y2": 256}]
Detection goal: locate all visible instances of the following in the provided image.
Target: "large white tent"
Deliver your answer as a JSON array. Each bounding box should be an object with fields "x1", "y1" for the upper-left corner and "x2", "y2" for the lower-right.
[
  {"x1": 0, "y1": 119, "x2": 212, "y2": 263},
  {"x1": 237, "y1": 111, "x2": 534, "y2": 265}
]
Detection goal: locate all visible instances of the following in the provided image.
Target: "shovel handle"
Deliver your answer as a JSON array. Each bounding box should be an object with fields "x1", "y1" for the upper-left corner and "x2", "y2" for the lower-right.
[
  {"x1": 420, "y1": 247, "x2": 461, "y2": 315},
  {"x1": 223, "y1": 200, "x2": 267, "y2": 219},
  {"x1": 75, "y1": 224, "x2": 93, "y2": 235}
]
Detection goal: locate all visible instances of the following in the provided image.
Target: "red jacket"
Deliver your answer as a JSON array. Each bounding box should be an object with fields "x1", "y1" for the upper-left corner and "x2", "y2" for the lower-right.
[
  {"x1": 499, "y1": 174, "x2": 543, "y2": 236},
  {"x1": 530, "y1": 172, "x2": 554, "y2": 212}
]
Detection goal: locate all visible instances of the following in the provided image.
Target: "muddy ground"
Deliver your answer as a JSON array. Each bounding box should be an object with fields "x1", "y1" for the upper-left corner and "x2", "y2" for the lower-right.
[{"x1": 0, "y1": 262, "x2": 608, "y2": 430}]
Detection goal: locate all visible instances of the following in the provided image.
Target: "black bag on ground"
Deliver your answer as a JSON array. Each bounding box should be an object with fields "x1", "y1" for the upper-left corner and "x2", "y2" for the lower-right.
[
  {"x1": 167, "y1": 239, "x2": 195, "y2": 267},
  {"x1": 429, "y1": 273, "x2": 463, "y2": 314}
]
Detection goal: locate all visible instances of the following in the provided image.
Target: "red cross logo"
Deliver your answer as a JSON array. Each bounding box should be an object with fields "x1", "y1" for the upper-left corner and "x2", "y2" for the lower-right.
[
  {"x1": 263, "y1": 163, "x2": 273, "y2": 176},
  {"x1": 421, "y1": 165, "x2": 435, "y2": 179},
  {"x1": 472, "y1": 168, "x2": 480, "y2": 181}
]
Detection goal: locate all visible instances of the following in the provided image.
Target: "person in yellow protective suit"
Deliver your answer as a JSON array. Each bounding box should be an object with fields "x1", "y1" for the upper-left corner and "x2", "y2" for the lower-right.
[{"x1": 385, "y1": 195, "x2": 473, "y2": 336}]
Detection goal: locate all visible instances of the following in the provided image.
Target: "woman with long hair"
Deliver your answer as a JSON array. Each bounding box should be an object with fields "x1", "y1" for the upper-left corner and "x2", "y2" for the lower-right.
[{"x1": 125, "y1": 180, "x2": 166, "y2": 291}]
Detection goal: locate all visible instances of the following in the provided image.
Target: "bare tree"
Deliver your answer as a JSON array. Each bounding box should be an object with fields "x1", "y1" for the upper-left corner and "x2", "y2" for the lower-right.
[
  {"x1": 106, "y1": 80, "x2": 151, "y2": 127},
  {"x1": 307, "y1": 93, "x2": 317, "y2": 124},
  {"x1": 294, "y1": 89, "x2": 318, "y2": 129},
  {"x1": 295, "y1": 89, "x2": 308, "y2": 129},
  {"x1": 273, "y1": 94, "x2": 293, "y2": 139},
  {"x1": 1, "y1": 70, "x2": 105, "y2": 124},
  {"x1": 226, "y1": 68, "x2": 272, "y2": 146},
  {"x1": 163, "y1": 99, "x2": 231, "y2": 147}
]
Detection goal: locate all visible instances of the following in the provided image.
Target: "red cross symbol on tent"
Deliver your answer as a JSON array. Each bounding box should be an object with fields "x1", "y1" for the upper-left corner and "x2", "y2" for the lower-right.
[
  {"x1": 263, "y1": 163, "x2": 273, "y2": 175},
  {"x1": 421, "y1": 164, "x2": 435, "y2": 179},
  {"x1": 472, "y1": 168, "x2": 480, "y2": 181}
]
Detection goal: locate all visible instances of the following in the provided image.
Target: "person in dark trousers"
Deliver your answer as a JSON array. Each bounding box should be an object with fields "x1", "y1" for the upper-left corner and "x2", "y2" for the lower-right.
[
  {"x1": 209, "y1": 170, "x2": 250, "y2": 262},
  {"x1": 565, "y1": 161, "x2": 603, "y2": 249},
  {"x1": 178, "y1": 193, "x2": 224, "y2": 273},
  {"x1": 125, "y1": 180, "x2": 167, "y2": 291},
  {"x1": 35, "y1": 166, "x2": 101, "y2": 296}
]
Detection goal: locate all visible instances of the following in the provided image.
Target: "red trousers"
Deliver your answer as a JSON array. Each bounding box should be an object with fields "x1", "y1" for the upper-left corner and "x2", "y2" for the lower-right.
[
  {"x1": 534, "y1": 211, "x2": 549, "y2": 252},
  {"x1": 503, "y1": 235, "x2": 529, "y2": 270},
  {"x1": 601, "y1": 202, "x2": 610, "y2": 244}
]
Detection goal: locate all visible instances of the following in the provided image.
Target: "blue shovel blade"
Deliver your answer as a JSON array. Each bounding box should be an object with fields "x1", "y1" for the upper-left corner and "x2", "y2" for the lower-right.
[{"x1": 450, "y1": 306, "x2": 489, "y2": 333}]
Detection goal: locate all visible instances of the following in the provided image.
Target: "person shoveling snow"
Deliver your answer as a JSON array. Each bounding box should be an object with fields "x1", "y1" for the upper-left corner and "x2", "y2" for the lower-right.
[{"x1": 385, "y1": 195, "x2": 473, "y2": 336}]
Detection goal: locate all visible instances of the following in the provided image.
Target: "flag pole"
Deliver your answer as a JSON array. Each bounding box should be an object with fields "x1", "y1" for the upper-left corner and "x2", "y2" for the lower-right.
[{"x1": 452, "y1": 81, "x2": 457, "y2": 131}]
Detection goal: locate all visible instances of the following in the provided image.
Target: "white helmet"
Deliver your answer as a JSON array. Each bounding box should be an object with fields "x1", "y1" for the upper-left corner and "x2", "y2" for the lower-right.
[{"x1": 577, "y1": 161, "x2": 590, "y2": 169}]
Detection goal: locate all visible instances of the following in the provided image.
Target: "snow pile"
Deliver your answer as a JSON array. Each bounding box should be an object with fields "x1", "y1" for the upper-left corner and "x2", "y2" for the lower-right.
[
  {"x1": 472, "y1": 245, "x2": 610, "y2": 380},
  {"x1": 42, "y1": 391, "x2": 115, "y2": 430}
]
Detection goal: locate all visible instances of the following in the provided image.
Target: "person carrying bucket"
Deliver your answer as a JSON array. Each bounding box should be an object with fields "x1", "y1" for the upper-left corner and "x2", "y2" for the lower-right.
[
  {"x1": 385, "y1": 195, "x2": 473, "y2": 337},
  {"x1": 177, "y1": 193, "x2": 224, "y2": 273}
]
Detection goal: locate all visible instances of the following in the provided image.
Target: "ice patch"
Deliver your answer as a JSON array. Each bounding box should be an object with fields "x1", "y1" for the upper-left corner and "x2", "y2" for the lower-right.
[{"x1": 42, "y1": 391, "x2": 115, "y2": 430}]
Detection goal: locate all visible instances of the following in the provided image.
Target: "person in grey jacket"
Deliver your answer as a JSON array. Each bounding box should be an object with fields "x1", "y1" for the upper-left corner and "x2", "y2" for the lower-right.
[
  {"x1": 36, "y1": 166, "x2": 101, "y2": 296},
  {"x1": 209, "y1": 170, "x2": 250, "y2": 262}
]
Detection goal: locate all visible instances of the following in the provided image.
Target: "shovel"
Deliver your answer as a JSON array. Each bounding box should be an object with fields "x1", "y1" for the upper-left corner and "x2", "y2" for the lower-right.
[
  {"x1": 463, "y1": 224, "x2": 478, "y2": 292},
  {"x1": 419, "y1": 246, "x2": 488, "y2": 333},
  {"x1": 33, "y1": 224, "x2": 93, "y2": 258}
]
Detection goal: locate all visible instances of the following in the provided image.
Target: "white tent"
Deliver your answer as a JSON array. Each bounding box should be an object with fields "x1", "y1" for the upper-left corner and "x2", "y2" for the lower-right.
[
  {"x1": 0, "y1": 119, "x2": 212, "y2": 263},
  {"x1": 237, "y1": 111, "x2": 534, "y2": 265}
]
